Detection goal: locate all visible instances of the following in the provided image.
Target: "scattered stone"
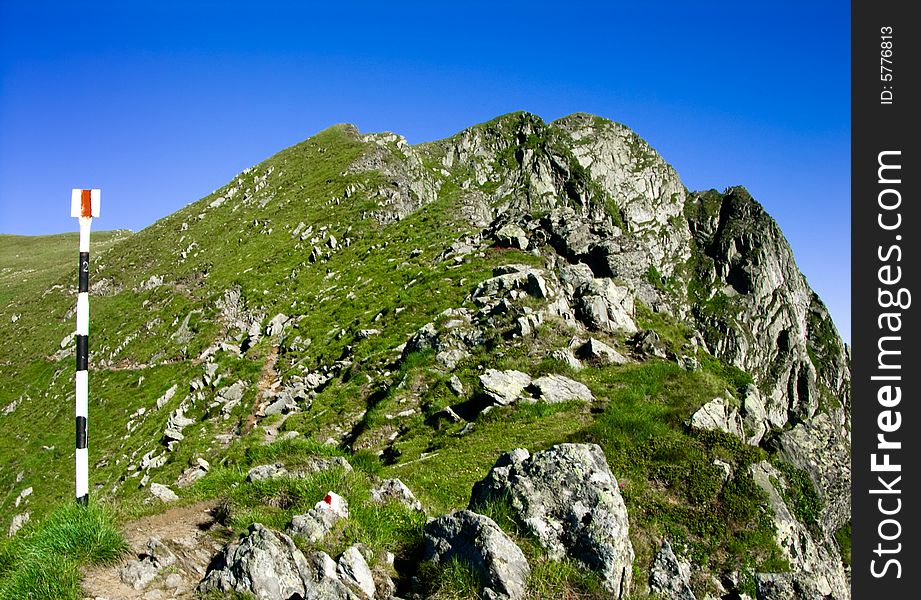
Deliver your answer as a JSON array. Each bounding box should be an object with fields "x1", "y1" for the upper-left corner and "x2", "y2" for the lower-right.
[
  {"x1": 149, "y1": 483, "x2": 179, "y2": 503},
  {"x1": 649, "y1": 539, "x2": 696, "y2": 600},
  {"x1": 155, "y1": 384, "x2": 178, "y2": 409},
  {"x1": 479, "y1": 369, "x2": 532, "y2": 405},
  {"x1": 423, "y1": 510, "x2": 530, "y2": 600},
  {"x1": 470, "y1": 444, "x2": 634, "y2": 597},
  {"x1": 266, "y1": 313, "x2": 289, "y2": 337},
  {"x1": 577, "y1": 338, "x2": 629, "y2": 365},
  {"x1": 549, "y1": 348, "x2": 583, "y2": 370},
  {"x1": 448, "y1": 375, "x2": 465, "y2": 396},
  {"x1": 337, "y1": 545, "x2": 376, "y2": 599},
  {"x1": 370, "y1": 479, "x2": 423, "y2": 511},
  {"x1": 528, "y1": 374, "x2": 594, "y2": 403},
  {"x1": 630, "y1": 329, "x2": 667, "y2": 358},
  {"x1": 120, "y1": 558, "x2": 159, "y2": 590},
  {"x1": 246, "y1": 463, "x2": 289, "y2": 482},
  {"x1": 8, "y1": 511, "x2": 29, "y2": 537},
  {"x1": 14, "y1": 487, "x2": 32, "y2": 508}
]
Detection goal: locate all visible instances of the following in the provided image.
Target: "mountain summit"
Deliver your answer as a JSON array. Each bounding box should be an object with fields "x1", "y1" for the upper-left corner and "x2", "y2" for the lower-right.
[{"x1": 0, "y1": 112, "x2": 850, "y2": 599}]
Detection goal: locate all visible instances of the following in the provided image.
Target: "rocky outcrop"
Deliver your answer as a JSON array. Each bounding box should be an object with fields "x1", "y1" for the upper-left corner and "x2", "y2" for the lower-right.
[
  {"x1": 750, "y1": 462, "x2": 849, "y2": 599},
  {"x1": 199, "y1": 523, "x2": 359, "y2": 600},
  {"x1": 470, "y1": 444, "x2": 633, "y2": 597},
  {"x1": 423, "y1": 510, "x2": 530, "y2": 600},
  {"x1": 686, "y1": 188, "x2": 849, "y2": 430}
]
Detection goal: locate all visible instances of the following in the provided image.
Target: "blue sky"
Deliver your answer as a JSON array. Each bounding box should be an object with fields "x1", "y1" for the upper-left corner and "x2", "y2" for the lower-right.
[{"x1": 0, "y1": 1, "x2": 850, "y2": 341}]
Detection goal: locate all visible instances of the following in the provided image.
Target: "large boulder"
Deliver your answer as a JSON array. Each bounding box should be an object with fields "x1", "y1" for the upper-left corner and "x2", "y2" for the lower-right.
[
  {"x1": 423, "y1": 510, "x2": 530, "y2": 600},
  {"x1": 470, "y1": 444, "x2": 634, "y2": 597},
  {"x1": 199, "y1": 523, "x2": 356, "y2": 599}
]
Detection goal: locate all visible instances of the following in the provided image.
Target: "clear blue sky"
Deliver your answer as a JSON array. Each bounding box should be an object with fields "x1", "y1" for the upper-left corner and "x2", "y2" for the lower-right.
[{"x1": 0, "y1": 1, "x2": 850, "y2": 342}]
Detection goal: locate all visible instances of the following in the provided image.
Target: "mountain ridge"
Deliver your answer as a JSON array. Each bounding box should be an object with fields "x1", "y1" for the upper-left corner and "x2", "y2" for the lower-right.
[{"x1": 0, "y1": 111, "x2": 850, "y2": 599}]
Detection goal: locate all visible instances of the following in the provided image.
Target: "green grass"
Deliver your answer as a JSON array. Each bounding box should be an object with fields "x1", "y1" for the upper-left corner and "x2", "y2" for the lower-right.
[
  {"x1": 573, "y1": 361, "x2": 784, "y2": 578},
  {"x1": 0, "y1": 501, "x2": 126, "y2": 600}
]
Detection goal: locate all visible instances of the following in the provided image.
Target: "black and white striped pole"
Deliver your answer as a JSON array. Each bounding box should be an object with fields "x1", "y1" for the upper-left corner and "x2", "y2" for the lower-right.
[{"x1": 71, "y1": 188, "x2": 99, "y2": 506}]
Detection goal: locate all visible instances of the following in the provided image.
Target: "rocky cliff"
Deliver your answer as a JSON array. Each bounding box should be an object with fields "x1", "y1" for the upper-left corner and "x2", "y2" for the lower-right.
[{"x1": 0, "y1": 111, "x2": 850, "y2": 599}]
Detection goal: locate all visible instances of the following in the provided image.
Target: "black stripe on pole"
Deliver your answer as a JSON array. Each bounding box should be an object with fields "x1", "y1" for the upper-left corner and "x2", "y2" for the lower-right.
[
  {"x1": 78, "y1": 252, "x2": 89, "y2": 292},
  {"x1": 76, "y1": 494, "x2": 88, "y2": 506},
  {"x1": 76, "y1": 416, "x2": 87, "y2": 449},
  {"x1": 76, "y1": 335, "x2": 88, "y2": 371}
]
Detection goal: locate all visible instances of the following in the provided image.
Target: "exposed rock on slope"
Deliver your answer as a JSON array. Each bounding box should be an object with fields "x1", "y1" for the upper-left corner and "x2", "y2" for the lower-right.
[{"x1": 470, "y1": 444, "x2": 634, "y2": 598}]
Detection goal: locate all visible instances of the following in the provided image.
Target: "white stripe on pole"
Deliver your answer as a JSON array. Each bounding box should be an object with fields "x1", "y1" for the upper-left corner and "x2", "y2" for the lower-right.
[
  {"x1": 75, "y1": 371, "x2": 88, "y2": 416},
  {"x1": 76, "y1": 293, "x2": 89, "y2": 335},
  {"x1": 75, "y1": 448, "x2": 88, "y2": 498}
]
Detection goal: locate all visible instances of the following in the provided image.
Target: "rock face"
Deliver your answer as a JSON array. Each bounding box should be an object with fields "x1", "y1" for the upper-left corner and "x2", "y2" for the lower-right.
[
  {"x1": 470, "y1": 444, "x2": 634, "y2": 597},
  {"x1": 686, "y1": 188, "x2": 849, "y2": 430},
  {"x1": 750, "y1": 462, "x2": 849, "y2": 599},
  {"x1": 423, "y1": 510, "x2": 530, "y2": 600}
]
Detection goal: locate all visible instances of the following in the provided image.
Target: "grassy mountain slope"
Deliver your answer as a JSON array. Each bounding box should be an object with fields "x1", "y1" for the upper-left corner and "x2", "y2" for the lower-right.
[{"x1": 0, "y1": 114, "x2": 849, "y2": 599}]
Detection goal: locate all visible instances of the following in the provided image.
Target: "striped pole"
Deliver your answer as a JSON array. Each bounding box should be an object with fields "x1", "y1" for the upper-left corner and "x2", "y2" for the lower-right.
[{"x1": 71, "y1": 188, "x2": 100, "y2": 506}]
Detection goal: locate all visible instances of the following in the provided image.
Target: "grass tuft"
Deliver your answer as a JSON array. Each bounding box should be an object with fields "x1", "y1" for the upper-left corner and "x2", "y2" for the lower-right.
[{"x1": 0, "y1": 501, "x2": 127, "y2": 600}]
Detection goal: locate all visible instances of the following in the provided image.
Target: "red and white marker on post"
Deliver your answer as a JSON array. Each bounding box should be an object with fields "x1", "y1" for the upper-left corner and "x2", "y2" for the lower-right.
[{"x1": 71, "y1": 189, "x2": 100, "y2": 506}]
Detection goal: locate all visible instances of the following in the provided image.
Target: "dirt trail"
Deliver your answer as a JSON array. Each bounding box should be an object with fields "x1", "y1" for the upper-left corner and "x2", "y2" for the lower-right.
[{"x1": 82, "y1": 500, "x2": 229, "y2": 600}]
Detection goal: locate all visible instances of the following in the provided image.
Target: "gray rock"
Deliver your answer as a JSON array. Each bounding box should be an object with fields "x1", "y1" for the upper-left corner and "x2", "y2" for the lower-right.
[
  {"x1": 576, "y1": 338, "x2": 629, "y2": 365},
  {"x1": 423, "y1": 510, "x2": 530, "y2": 600},
  {"x1": 549, "y1": 348, "x2": 583, "y2": 370},
  {"x1": 199, "y1": 523, "x2": 356, "y2": 600},
  {"x1": 470, "y1": 444, "x2": 633, "y2": 597},
  {"x1": 495, "y1": 223, "x2": 529, "y2": 250},
  {"x1": 149, "y1": 483, "x2": 179, "y2": 503},
  {"x1": 479, "y1": 369, "x2": 532, "y2": 406},
  {"x1": 247, "y1": 463, "x2": 289, "y2": 482},
  {"x1": 740, "y1": 384, "x2": 768, "y2": 445},
  {"x1": 528, "y1": 374, "x2": 594, "y2": 403},
  {"x1": 370, "y1": 478, "x2": 423, "y2": 511},
  {"x1": 630, "y1": 329, "x2": 666, "y2": 358},
  {"x1": 287, "y1": 509, "x2": 337, "y2": 544},
  {"x1": 120, "y1": 558, "x2": 159, "y2": 590},
  {"x1": 337, "y1": 545, "x2": 376, "y2": 599},
  {"x1": 8, "y1": 511, "x2": 29, "y2": 537},
  {"x1": 574, "y1": 279, "x2": 637, "y2": 334},
  {"x1": 267, "y1": 314, "x2": 289, "y2": 338},
  {"x1": 649, "y1": 539, "x2": 696, "y2": 600},
  {"x1": 689, "y1": 397, "x2": 745, "y2": 440},
  {"x1": 778, "y1": 411, "x2": 851, "y2": 539},
  {"x1": 448, "y1": 375, "x2": 465, "y2": 396},
  {"x1": 750, "y1": 462, "x2": 849, "y2": 599}
]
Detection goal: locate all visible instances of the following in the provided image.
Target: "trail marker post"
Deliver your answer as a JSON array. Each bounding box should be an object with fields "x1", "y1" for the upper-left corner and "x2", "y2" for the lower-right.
[{"x1": 71, "y1": 189, "x2": 100, "y2": 506}]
